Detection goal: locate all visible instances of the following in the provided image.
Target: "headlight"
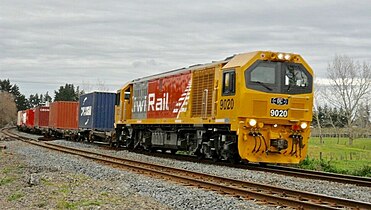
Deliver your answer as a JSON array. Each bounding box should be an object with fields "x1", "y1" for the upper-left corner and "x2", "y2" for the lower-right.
[
  {"x1": 249, "y1": 119, "x2": 257, "y2": 127},
  {"x1": 284, "y1": 54, "x2": 291, "y2": 60},
  {"x1": 277, "y1": 53, "x2": 284, "y2": 60},
  {"x1": 300, "y1": 122, "x2": 308, "y2": 129}
]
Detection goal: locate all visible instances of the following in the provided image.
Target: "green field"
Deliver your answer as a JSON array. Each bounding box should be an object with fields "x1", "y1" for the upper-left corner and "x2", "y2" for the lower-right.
[{"x1": 300, "y1": 137, "x2": 371, "y2": 176}]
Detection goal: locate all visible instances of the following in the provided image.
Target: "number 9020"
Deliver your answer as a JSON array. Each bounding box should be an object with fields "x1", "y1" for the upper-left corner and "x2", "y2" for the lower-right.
[{"x1": 270, "y1": 109, "x2": 288, "y2": 118}]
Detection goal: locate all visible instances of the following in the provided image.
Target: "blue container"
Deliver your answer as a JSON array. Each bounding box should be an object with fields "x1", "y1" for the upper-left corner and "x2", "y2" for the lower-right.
[{"x1": 78, "y1": 92, "x2": 116, "y2": 131}]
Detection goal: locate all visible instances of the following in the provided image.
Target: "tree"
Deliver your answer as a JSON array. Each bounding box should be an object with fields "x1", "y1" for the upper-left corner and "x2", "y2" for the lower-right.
[
  {"x1": 28, "y1": 91, "x2": 52, "y2": 107},
  {"x1": 0, "y1": 91, "x2": 17, "y2": 127},
  {"x1": 29, "y1": 93, "x2": 41, "y2": 107},
  {"x1": 355, "y1": 103, "x2": 371, "y2": 128},
  {"x1": 324, "y1": 55, "x2": 371, "y2": 145},
  {"x1": 54, "y1": 83, "x2": 83, "y2": 101},
  {"x1": 81, "y1": 79, "x2": 109, "y2": 93},
  {"x1": 313, "y1": 79, "x2": 324, "y2": 143},
  {"x1": 44, "y1": 91, "x2": 52, "y2": 103},
  {"x1": 0, "y1": 79, "x2": 30, "y2": 110},
  {"x1": 323, "y1": 107, "x2": 341, "y2": 143}
]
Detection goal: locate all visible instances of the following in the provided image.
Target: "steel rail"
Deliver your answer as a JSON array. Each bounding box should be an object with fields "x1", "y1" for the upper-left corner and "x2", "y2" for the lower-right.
[
  {"x1": 3, "y1": 128, "x2": 370, "y2": 209},
  {"x1": 4, "y1": 128, "x2": 371, "y2": 209},
  {"x1": 252, "y1": 164, "x2": 371, "y2": 187}
]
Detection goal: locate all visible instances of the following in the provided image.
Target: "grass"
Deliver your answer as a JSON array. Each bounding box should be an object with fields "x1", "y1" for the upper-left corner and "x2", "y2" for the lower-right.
[
  {"x1": 0, "y1": 177, "x2": 15, "y2": 186},
  {"x1": 56, "y1": 200, "x2": 102, "y2": 210},
  {"x1": 300, "y1": 137, "x2": 371, "y2": 176},
  {"x1": 8, "y1": 192, "x2": 24, "y2": 201}
]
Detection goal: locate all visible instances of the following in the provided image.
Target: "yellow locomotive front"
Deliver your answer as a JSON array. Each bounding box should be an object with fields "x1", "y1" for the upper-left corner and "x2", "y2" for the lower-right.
[{"x1": 217, "y1": 51, "x2": 313, "y2": 164}]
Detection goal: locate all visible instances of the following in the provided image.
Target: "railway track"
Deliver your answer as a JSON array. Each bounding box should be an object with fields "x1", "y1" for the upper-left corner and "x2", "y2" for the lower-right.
[
  {"x1": 128, "y1": 148, "x2": 371, "y2": 188},
  {"x1": 4, "y1": 128, "x2": 371, "y2": 187},
  {"x1": 253, "y1": 164, "x2": 371, "y2": 187},
  {"x1": 2, "y1": 128, "x2": 371, "y2": 209}
]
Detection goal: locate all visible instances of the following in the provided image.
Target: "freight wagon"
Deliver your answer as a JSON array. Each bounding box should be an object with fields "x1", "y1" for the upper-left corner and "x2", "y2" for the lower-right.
[
  {"x1": 16, "y1": 110, "x2": 26, "y2": 130},
  {"x1": 78, "y1": 92, "x2": 116, "y2": 143},
  {"x1": 25, "y1": 108, "x2": 35, "y2": 130},
  {"x1": 34, "y1": 106, "x2": 50, "y2": 134},
  {"x1": 48, "y1": 101, "x2": 79, "y2": 138},
  {"x1": 115, "y1": 51, "x2": 314, "y2": 164}
]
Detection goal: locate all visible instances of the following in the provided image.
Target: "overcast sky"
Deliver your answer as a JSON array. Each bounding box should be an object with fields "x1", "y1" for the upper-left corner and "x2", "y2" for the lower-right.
[{"x1": 1, "y1": 0, "x2": 371, "y2": 97}]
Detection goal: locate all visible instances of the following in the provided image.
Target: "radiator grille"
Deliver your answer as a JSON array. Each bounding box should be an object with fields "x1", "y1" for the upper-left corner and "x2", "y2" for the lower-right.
[{"x1": 191, "y1": 68, "x2": 215, "y2": 117}]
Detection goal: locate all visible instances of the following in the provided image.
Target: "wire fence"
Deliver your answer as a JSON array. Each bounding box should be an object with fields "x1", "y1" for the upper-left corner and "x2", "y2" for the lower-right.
[
  {"x1": 311, "y1": 128, "x2": 371, "y2": 138},
  {"x1": 316, "y1": 151, "x2": 370, "y2": 161}
]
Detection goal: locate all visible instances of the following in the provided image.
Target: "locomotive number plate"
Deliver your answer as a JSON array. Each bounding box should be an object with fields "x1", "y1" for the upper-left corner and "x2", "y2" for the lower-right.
[{"x1": 270, "y1": 109, "x2": 288, "y2": 118}]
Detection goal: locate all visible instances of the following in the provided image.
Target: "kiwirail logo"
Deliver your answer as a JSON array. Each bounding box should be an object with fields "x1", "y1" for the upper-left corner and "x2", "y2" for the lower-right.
[
  {"x1": 132, "y1": 93, "x2": 170, "y2": 112},
  {"x1": 148, "y1": 93, "x2": 169, "y2": 111}
]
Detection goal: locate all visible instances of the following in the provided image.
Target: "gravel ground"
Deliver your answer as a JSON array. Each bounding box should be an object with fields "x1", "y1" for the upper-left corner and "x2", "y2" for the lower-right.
[
  {"x1": 46, "y1": 139, "x2": 371, "y2": 203},
  {"x1": 6, "y1": 130, "x2": 371, "y2": 205},
  {"x1": 2, "y1": 131, "x2": 277, "y2": 210}
]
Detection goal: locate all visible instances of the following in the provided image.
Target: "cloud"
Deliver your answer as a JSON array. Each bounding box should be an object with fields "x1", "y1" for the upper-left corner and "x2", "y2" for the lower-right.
[{"x1": 1, "y1": 0, "x2": 370, "y2": 97}]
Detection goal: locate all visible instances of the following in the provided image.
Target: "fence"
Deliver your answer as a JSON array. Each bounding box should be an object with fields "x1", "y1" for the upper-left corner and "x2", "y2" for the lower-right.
[
  {"x1": 316, "y1": 151, "x2": 370, "y2": 161},
  {"x1": 311, "y1": 128, "x2": 371, "y2": 138}
]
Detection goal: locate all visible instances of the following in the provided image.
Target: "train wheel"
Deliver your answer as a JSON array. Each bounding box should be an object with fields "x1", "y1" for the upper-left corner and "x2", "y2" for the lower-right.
[
  {"x1": 228, "y1": 154, "x2": 241, "y2": 164},
  {"x1": 212, "y1": 155, "x2": 219, "y2": 163},
  {"x1": 196, "y1": 153, "x2": 204, "y2": 160}
]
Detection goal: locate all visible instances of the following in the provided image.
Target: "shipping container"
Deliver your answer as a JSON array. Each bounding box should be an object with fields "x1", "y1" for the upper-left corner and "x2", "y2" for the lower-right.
[
  {"x1": 79, "y1": 92, "x2": 116, "y2": 131},
  {"x1": 25, "y1": 108, "x2": 35, "y2": 128},
  {"x1": 49, "y1": 101, "x2": 79, "y2": 130},
  {"x1": 17, "y1": 111, "x2": 23, "y2": 126},
  {"x1": 34, "y1": 106, "x2": 49, "y2": 128}
]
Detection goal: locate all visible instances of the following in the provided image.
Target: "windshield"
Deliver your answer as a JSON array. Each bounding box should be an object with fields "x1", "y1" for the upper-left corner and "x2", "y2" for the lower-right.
[
  {"x1": 285, "y1": 64, "x2": 309, "y2": 91},
  {"x1": 245, "y1": 60, "x2": 312, "y2": 94},
  {"x1": 251, "y1": 64, "x2": 276, "y2": 84}
]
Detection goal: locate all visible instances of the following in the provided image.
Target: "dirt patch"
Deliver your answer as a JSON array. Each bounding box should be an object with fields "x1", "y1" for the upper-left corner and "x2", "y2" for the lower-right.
[{"x1": 0, "y1": 150, "x2": 171, "y2": 209}]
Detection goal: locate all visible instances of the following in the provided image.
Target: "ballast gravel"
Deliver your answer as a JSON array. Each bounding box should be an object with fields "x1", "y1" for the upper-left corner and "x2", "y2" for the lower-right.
[
  {"x1": 3, "y1": 138, "x2": 275, "y2": 209},
  {"x1": 7, "y1": 130, "x2": 371, "y2": 205},
  {"x1": 47, "y1": 139, "x2": 371, "y2": 203}
]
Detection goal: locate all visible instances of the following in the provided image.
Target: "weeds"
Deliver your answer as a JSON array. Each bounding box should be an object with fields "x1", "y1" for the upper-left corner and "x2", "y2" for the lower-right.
[
  {"x1": 299, "y1": 156, "x2": 348, "y2": 174},
  {"x1": 57, "y1": 200, "x2": 77, "y2": 210},
  {"x1": 353, "y1": 165, "x2": 371, "y2": 177},
  {"x1": 8, "y1": 192, "x2": 24, "y2": 201},
  {"x1": 0, "y1": 177, "x2": 15, "y2": 186}
]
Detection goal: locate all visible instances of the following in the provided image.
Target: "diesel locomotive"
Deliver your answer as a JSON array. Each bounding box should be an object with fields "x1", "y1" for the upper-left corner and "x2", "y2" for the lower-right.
[{"x1": 115, "y1": 51, "x2": 314, "y2": 164}]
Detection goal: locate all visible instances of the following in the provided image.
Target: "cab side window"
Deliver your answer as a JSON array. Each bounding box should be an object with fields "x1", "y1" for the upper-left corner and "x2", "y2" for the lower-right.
[
  {"x1": 222, "y1": 70, "x2": 236, "y2": 96},
  {"x1": 115, "y1": 92, "x2": 121, "y2": 105}
]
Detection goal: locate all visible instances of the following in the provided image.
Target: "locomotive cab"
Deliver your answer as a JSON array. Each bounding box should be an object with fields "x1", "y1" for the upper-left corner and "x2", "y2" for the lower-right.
[{"x1": 218, "y1": 52, "x2": 313, "y2": 163}]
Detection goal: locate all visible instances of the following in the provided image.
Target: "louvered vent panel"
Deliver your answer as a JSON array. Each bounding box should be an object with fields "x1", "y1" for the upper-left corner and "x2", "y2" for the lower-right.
[
  {"x1": 191, "y1": 68, "x2": 215, "y2": 117},
  {"x1": 291, "y1": 102, "x2": 305, "y2": 119}
]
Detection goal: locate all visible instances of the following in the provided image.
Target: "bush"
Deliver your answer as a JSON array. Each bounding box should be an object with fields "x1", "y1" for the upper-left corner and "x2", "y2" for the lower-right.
[
  {"x1": 353, "y1": 165, "x2": 371, "y2": 177},
  {"x1": 299, "y1": 156, "x2": 348, "y2": 174},
  {"x1": 0, "y1": 92, "x2": 17, "y2": 127}
]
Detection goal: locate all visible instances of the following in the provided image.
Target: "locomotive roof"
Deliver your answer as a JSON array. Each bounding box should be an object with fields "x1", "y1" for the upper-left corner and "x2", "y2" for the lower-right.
[{"x1": 131, "y1": 58, "x2": 231, "y2": 84}]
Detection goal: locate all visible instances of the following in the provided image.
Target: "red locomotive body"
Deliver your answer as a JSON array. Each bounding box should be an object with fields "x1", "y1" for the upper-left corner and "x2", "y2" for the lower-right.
[{"x1": 147, "y1": 72, "x2": 191, "y2": 119}]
